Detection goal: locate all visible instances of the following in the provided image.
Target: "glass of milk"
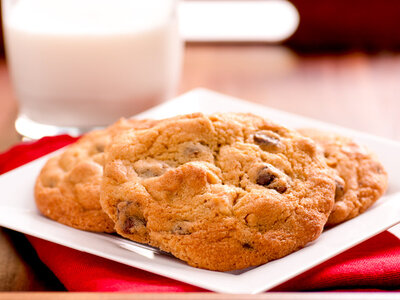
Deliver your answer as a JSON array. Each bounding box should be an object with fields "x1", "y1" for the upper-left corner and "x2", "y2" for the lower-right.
[{"x1": 2, "y1": 0, "x2": 183, "y2": 139}]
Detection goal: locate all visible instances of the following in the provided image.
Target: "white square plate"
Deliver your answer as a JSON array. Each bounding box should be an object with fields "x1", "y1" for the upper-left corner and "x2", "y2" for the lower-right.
[{"x1": 1, "y1": 89, "x2": 400, "y2": 294}]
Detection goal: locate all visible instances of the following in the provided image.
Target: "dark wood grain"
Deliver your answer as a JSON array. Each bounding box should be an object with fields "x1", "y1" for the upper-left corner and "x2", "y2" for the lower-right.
[
  {"x1": 0, "y1": 228, "x2": 65, "y2": 291},
  {"x1": 0, "y1": 43, "x2": 400, "y2": 293}
]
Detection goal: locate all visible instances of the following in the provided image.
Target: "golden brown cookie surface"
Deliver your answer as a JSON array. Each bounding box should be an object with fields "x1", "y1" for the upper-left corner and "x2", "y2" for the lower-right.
[
  {"x1": 101, "y1": 113, "x2": 335, "y2": 271},
  {"x1": 35, "y1": 118, "x2": 157, "y2": 232},
  {"x1": 298, "y1": 129, "x2": 388, "y2": 226}
]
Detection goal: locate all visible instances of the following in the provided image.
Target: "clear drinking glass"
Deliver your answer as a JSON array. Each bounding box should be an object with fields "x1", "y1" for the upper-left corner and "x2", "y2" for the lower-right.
[{"x1": 2, "y1": 0, "x2": 183, "y2": 139}]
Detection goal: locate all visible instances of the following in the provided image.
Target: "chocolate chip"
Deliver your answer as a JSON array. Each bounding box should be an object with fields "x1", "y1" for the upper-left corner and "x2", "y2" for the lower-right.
[
  {"x1": 242, "y1": 243, "x2": 253, "y2": 249},
  {"x1": 255, "y1": 166, "x2": 288, "y2": 193},
  {"x1": 184, "y1": 145, "x2": 202, "y2": 158},
  {"x1": 274, "y1": 185, "x2": 287, "y2": 194},
  {"x1": 43, "y1": 177, "x2": 57, "y2": 188},
  {"x1": 253, "y1": 131, "x2": 280, "y2": 151},
  {"x1": 122, "y1": 216, "x2": 146, "y2": 234},
  {"x1": 117, "y1": 201, "x2": 147, "y2": 234},
  {"x1": 335, "y1": 179, "x2": 345, "y2": 199},
  {"x1": 140, "y1": 169, "x2": 158, "y2": 178},
  {"x1": 375, "y1": 165, "x2": 384, "y2": 174},
  {"x1": 172, "y1": 223, "x2": 191, "y2": 235},
  {"x1": 134, "y1": 159, "x2": 170, "y2": 178},
  {"x1": 95, "y1": 144, "x2": 105, "y2": 153},
  {"x1": 256, "y1": 167, "x2": 276, "y2": 186}
]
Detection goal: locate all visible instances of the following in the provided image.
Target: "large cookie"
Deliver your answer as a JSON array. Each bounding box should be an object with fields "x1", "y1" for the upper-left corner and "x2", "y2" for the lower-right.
[
  {"x1": 35, "y1": 118, "x2": 157, "y2": 232},
  {"x1": 101, "y1": 113, "x2": 335, "y2": 271},
  {"x1": 298, "y1": 129, "x2": 388, "y2": 226}
]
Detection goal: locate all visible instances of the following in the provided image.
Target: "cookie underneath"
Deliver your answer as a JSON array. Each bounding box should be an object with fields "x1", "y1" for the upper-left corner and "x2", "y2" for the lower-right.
[
  {"x1": 298, "y1": 128, "x2": 388, "y2": 227},
  {"x1": 35, "y1": 118, "x2": 157, "y2": 232}
]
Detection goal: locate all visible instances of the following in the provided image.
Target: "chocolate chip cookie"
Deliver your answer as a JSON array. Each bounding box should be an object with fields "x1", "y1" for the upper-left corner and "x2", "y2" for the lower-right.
[
  {"x1": 35, "y1": 118, "x2": 157, "y2": 232},
  {"x1": 101, "y1": 113, "x2": 335, "y2": 271},
  {"x1": 298, "y1": 129, "x2": 388, "y2": 226}
]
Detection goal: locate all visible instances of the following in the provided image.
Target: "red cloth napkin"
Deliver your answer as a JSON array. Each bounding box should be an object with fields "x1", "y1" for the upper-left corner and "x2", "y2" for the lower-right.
[{"x1": 1, "y1": 136, "x2": 400, "y2": 292}]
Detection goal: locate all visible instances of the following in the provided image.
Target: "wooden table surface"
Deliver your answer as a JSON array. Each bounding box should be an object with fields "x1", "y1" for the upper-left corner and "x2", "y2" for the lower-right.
[{"x1": 0, "y1": 43, "x2": 400, "y2": 297}]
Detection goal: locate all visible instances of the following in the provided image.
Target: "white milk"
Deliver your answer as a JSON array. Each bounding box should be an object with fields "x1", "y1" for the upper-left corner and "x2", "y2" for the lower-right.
[{"x1": 3, "y1": 0, "x2": 182, "y2": 127}]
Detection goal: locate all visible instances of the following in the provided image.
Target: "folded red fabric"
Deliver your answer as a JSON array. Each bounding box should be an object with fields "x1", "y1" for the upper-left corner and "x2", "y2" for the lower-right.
[
  {"x1": 1, "y1": 136, "x2": 399, "y2": 292},
  {"x1": 0, "y1": 135, "x2": 78, "y2": 174}
]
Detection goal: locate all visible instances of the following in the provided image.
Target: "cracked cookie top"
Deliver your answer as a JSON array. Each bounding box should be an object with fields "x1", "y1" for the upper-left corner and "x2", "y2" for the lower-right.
[
  {"x1": 35, "y1": 118, "x2": 157, "y2": 232},
  {"x1": 298, "y1": 128, "x2": 388, "y2": 226},
  {"x1": 101, "y1": 113, "x2": 335, "y2": 271}
]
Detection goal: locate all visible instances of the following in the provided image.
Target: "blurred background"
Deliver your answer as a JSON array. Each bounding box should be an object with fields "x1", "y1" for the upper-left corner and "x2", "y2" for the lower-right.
[
  {"x1": 4, "y1": 0, "x2": 400, "y2": 53},
  {"x1": 1, "y1": 0, "x2": 400, "y2": 151}
]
